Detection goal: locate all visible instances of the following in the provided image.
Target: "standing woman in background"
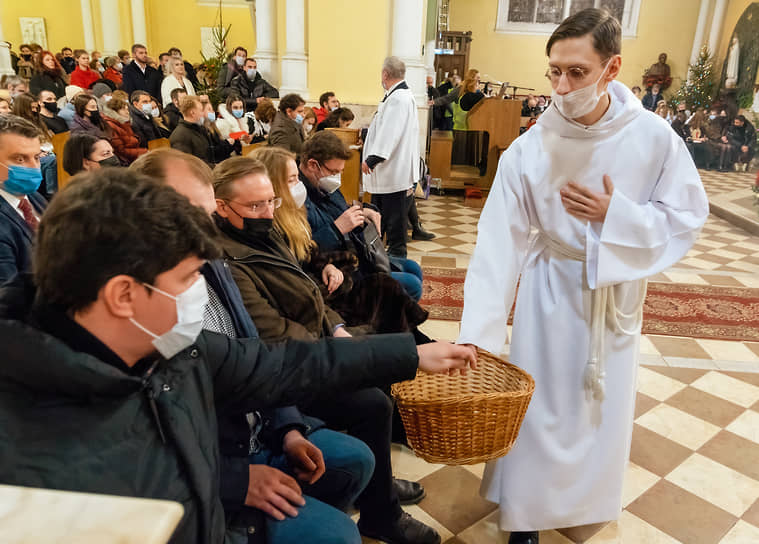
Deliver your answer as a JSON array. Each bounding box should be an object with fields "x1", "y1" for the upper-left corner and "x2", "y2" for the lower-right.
[
  {"x1": 30, "y1": 51, "x2": 68, "y2": 99},
  {"x1": 453, "y1": 68, "x2": 488, "y2": 176}
]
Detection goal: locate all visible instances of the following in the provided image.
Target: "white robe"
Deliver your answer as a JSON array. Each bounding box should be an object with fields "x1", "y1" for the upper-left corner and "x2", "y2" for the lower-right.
[
  {"x1": 457, "y1": 81, "x2": 709, "y2": 532},
  {"x1": 362, "y1": 81, "x2": 420, "y2": 194}
]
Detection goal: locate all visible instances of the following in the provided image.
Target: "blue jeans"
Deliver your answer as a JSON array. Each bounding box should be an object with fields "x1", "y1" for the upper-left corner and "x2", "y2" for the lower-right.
[
  {"x1": 40, "y1": 153, "x2": 58, "y2": 196},
  {"x1": 249, "y1": 428, "x2": 375, "y2": 544},
  {"x1": 389, "y1": 256, "x2": 423, "y2": 301}
]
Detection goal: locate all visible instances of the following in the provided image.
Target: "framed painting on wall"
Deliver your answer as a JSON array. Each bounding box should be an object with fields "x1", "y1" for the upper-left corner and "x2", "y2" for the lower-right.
[{"x1": 19, "y1": 17, "x2": 47, "y2": 49}]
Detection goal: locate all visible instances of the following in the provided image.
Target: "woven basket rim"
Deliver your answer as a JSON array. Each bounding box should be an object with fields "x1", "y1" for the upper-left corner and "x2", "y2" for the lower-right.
[{"x1": 391, "y1": 349, "x2": 535, "y2": 404}]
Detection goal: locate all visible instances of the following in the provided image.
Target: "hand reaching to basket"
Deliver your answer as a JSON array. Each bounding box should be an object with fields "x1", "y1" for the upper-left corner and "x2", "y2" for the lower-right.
[{"x1": 417, "y1": 342, "x2": 478, "y2": 376}]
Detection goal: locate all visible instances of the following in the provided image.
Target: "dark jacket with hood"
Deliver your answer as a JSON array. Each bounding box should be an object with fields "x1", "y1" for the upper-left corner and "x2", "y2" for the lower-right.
[
  {"x1": 230, "y1": 72, "x2": 279, "y2": 111},
  {"x1": 170, "y1": 120, "x2": 240, "y2": 166},
  {"x1": 268, "y1": 111, "x2": 305, "y2": 158},
  {"x1": 129, "y1": 103, "x2": 163, "y2": 148},
  {"x1": 0, "y1": 274, "x2": 418, "y2": 544}
]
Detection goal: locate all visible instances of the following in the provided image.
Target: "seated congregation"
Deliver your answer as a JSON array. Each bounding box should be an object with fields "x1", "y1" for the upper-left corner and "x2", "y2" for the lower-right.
[{"x1": 0, "y1": 39, "x2": 471, "y2": 544}]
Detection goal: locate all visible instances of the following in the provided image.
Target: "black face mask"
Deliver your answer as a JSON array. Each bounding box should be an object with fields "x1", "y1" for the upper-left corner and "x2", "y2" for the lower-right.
[
  {"x1": 43, "y1": 101, "x2": 59, "y2": 114},
  {"x1": 21, "y1": 54, "x2": 32, "y2": 61},
  {"x1": 88, "y1": 111, "x2": 101, "y2": 125},
  {"x1": 239, "y1": 217, "x2": 273, "y2": 238},
  {"x1": 99, "y1": 155, "x2": 121, "y2": 167}
]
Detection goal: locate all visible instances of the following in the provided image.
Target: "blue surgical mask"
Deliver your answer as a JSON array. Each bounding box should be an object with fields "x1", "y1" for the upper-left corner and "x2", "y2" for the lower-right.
[
  {"x1": 232, "y1": 109, "x2": 244, "y2": 119},
  {"x1": 295, "y1": 113, "x2": 304, "y2": 124},
  {"x1": 207, "y1": 112, "x2": 216, "y2": 122},
  {"x1": 1, "y1": 162, "x2": 43, "y2": 196}
]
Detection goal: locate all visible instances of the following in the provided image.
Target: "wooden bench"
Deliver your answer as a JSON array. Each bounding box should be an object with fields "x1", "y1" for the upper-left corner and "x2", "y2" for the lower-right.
[
  {"x1": 148, "y1": 138, "x2": 170, "y2": 151},
  {"x1": 241, "y1": 140, "x2": 267, "y2": 156},
  {"x1": 50, "y1": 131, "x2": 70, "y2": 190},
  {"x1": 428, "y1": 130, "x2": 453, "y2": 183},
  {"x1": 326, "y1": 127, "x2": 362, "y2": 204}
]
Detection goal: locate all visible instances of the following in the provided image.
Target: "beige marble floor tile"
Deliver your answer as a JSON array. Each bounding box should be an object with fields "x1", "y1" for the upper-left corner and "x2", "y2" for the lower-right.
[
  {"x1": 638, "y1": 335, "x2": 661, "y2": 356},
  {"x1": 612, "y1": 511, "x2": 681, "y2": 544},
  {"x1": 636, "y1": 367, "x2": 687, "y2": 402},
  {"x1": 635, "y1": 403, "x2": 720, "y2": 450},
  {"x1": 735, "y1": 276, "x2": 759, "y2": 288},
  {"x1": 666, "y1": 453, "x2": 759, "y2": 517},
  {"x1": 710, "y1": 249, "x2": 751, "y2": 260},
  {"x1": 455, "y1": 257, "x2": 470, "y2": 269},
  {"x1": 462, "y1": 463, "x2": 485, "y2": 479},
  {"x1": 418, "y1": 320, "x2": 460, "y2": 343},
  {"x1": 584, "y1": 521, "x2": 621, "y2": 543},
  {"x1": 663, "y1": 357, "x2": 719, "y2": 370},
  {"x1": 726, "y1": 410, "x2": 759, "y2": 444},
  {"x1": 726, "y1": 261, "x2": 759, "y2": 274},
  {"x1": 454, "y1": 511, "x2": 508, "y2": 544},
  {"x1": 622, "y1": 463, "x2": 661, "y2": 508},
  {"x1": 691, "y1": 372, "x2": 759, "y2": 408},
  {"x1": 679, "y1": 257, "x2": 723, "y2": 270},
  {"x1": 638, "y1": 353, "x2": 667, "y2": 366},
  {"x1": 714, "y1": 360, "x2": 759, "y2": 373},
  {"x1": 662, "y1": 271, "x2": 710, "y2": 285},
  {"x1": 697, "y1": 340, "x2": 759, "y2": 363},
  {"x1": 450, "y1": 232, "x2": 478, "y2": 244},
  {"x1": 719, "y1": 520, "x2": 759, "y2": 543},
  {"x1": 390, "y1": 445, "x2": 444, "y2": 482},
  {"x1": 648, "y1": 336, "x2": 712, "y2": 359}
]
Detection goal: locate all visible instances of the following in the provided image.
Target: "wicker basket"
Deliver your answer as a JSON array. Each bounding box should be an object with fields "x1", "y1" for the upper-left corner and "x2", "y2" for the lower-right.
[{"x1": 391, "y1": 349, "x2": 534, "y2": 465}]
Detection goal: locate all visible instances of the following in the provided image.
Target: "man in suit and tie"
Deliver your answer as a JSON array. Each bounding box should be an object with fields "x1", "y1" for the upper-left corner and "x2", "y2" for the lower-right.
[{"x1": 0, "y1": 115, "x2": 46, "y2": 285}]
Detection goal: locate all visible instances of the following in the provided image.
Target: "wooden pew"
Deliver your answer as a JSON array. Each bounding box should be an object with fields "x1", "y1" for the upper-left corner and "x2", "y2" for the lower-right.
[
  {"x1": 50, "y1": 131, "x2": 70, "y2": 191},
  {"x1": 428, "y1": 130, "x2": 453, "y2": 183},
  {"x1": 326, "y1": 127, "x2": 362, "y2": 204},
  {"x1": 148, "y1": 138, "x2": 170, "y2": 151},
  {"x1": 466, "y1": 98, "x2": 521, "y2": 188},
  {"x1": 241, "y1": 140, "x2": 267, "y2": 156}
]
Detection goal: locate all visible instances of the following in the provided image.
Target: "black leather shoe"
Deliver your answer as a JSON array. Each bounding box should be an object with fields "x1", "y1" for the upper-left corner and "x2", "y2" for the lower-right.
[
  {"x1": 509, "y1": 530, "x2": 539, "y2": 544},
  {"x1": 412, "y1": 224, "x2": 436, "y2": 241},
  {"x1": 358, "y1": 512, "x2": 441, "y2": 544},
  {"x1": 393, "y1": 477, "x2": 426, "y2": 505}
]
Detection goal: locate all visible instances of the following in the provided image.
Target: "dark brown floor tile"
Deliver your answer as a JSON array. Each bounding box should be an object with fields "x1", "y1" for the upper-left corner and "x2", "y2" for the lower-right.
[
  {"x1": 722, "y1": 371, "x2": 759, "y2": 388},
  {"x1": 442, "y1": 538, "x2": 467, "y2": 544},
  {"x1": 667, "y1": 387, "x2": 744, "y2": 427},
  {"x1": 697, "y1": 274, "x2": 746, "y2": 286},
  {"x1": 647, "y1": 336, "x2": 712, "y2": 359},
  {"x1": 629, "y1": 424, "x2": 693, "y2": 477},
  {"x1": 699, "y1": 430, "x2": 759, "y2": 482},
  {"x1": 626, "y1": 480, "x2": 737, "y2": 544},
  {"x1": 418, "y1": 466, "x2": 497, "y2": 535},
  {"x1": 743, "y1": 498, "x2": 759, "y2": 528},
  {"x1": 421, "y1": 256, "x2": 458, "y2": 268},
  {"x1": 635, "y1": 392, "x2": 659, "y2": 419},
  {"x1": 557, "y1": 522, "x2": 608, "y2": 542},
  {"x1": 745, "y1": 343, "x2": 759, "y2": 358},
  {"x1": 643, "y1": 365, "x2": 710, "y2": 384}
]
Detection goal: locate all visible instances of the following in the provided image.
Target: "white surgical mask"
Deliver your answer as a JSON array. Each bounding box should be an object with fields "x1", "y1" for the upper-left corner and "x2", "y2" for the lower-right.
[
  {"x1": 290, "y1": 181, "x2": 307, "y2": 208},
  {"x1": 151, "y1": 107, "x2": 160, "y2": 118},
  {"x1": 304, "y1": 122, "x2": 313, "y2": 133},
  {"x1": 235, "y1": 55, "x2": 245, "y2": 66},
  {"x1": 318, "y1": 170, "x2": 341, "y2": 193},
  {"x1": 551, "y1": 61, "x2": 610, "y2": 120},
  {"x1": 130, "y1": 276, "x2": 208, "y2": 360}
]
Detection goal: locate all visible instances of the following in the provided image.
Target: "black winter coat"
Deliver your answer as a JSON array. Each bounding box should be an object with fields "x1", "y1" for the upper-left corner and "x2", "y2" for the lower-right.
[
  {"x1": 230, "y1": 73, "x2": 279, "y2": 111},
  {"x1": 170, "y1": 120, "x2": 240, "y2": 165},
  {"x1": 122, "y1": 61, "x2": 163, "y2": 101},
  {"x1": 129, "y1": 103, "x2": 163, "y2": 147},
  {"x1": 30, "y1": 72, "x2": 67, "y2": 99},
  {"x1": 0, "y1": 276, "x2": 418, "y2": 544}
]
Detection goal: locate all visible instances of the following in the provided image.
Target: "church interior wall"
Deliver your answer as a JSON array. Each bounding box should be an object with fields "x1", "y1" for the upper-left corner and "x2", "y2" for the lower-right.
[
  {"x1": 448, "y1": 0, "x2": 700, "y2": 96},
  {"x1": 715, "y1": 0, "x2": 756, "y2": 70},
  {"x1": 1, "y1": 0, "x2": 86, "y2": 52}
]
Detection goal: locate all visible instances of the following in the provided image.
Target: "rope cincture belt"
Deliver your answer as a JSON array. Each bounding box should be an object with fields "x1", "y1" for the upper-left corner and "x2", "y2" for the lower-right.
[{"x1": 538, "y1": 233, "x2": 647, "y2": 402}]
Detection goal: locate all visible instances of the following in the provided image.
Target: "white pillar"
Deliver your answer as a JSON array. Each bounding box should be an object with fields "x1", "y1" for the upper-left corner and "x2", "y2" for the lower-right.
[
  {"x1": 708, "y1": 0, "x2": 728, "y2": 57},
  {"x1": 252, "y1": 0, "x2": 278, "y2": 87},
  {"x1": 690, "y1": 0, "x2": 710, "y2": 64},
  {"x1": 131, "y1": 0, "x2": 147, "y2": 46},
  {"x1": 99, "y1": 0, "x2": 122, "y2": 56},
  {"x1": 80, "y1": 0, "x2": 96, "y2": 51},
  {"x1": 391, "y1": 0, "x2": 427, "y2": 105},
  {"x1": 279, "y1": 0, "x2": 308, "y2": 98},
  {"x1": 0, "y1": 21, "x2": 14, "y2": 77}
]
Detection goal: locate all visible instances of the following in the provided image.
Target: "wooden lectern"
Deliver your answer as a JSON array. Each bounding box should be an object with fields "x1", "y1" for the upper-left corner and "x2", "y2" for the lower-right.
[
  {"x1": 326, "y1": 127, "x2": 362, "y2": 204},
  {"x1": 466, "y1": 98, "x2": 521, "y2": 188}
]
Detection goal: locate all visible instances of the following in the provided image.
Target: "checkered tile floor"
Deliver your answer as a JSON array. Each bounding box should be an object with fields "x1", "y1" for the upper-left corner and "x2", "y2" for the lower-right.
[{"x1": 380, "y1": 184, "x2": 759, "y2": 543}]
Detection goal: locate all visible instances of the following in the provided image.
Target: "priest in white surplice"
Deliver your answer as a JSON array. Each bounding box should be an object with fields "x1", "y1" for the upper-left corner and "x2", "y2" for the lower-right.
[{"x1": 458, "y1": 9, "x2": 708, "y2": 544}]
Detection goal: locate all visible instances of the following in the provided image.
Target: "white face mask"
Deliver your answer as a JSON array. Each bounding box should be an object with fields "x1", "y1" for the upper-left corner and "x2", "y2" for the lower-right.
[
  {"x1": 304, "y1": 122, "x2": 313, "y2": 133},
  {"x1": 151, "y1": 107, "x2": 160, "y2": 118},
  {"x1": 317, "y1": 164, "x2": 342, "y2": 193},
  {"x1": 551, "y1": 61, "x2": 610, "y2": 120},
  {"x1": 290, "y1": 181, "x2": 307, "y2": 208},
  {"x1": 129, "y1": 275, "x2": 208, "y2": 360}
]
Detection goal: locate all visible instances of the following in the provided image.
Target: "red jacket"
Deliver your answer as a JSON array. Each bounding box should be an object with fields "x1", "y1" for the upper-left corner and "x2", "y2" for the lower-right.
[
  {"x1": 103, "y1": 67, "x2": 123, "y2": 87},
  {"x1": 104, "y1": 116, "x2": 148, "y2": 163},
  {"x1": 70, "y1": 66, "x2": 100, "y2": 89},
  {"x1": 313, "y1": 106, "x2": 328, "y2": 124}
]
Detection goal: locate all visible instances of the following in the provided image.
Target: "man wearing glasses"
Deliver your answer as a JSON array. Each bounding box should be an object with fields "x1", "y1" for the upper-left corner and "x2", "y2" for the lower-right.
[{"x1": 459, "y1": 9, "x2": 708, "y2": 544}]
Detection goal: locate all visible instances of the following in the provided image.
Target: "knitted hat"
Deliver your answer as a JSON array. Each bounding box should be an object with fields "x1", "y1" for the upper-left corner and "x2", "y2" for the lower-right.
[
  {"x1": 65, "y1": 85, "x2": 84, "y2": 102},
  {"x1": 92, "y1": 82, "x2": 112, "y2": 99}
]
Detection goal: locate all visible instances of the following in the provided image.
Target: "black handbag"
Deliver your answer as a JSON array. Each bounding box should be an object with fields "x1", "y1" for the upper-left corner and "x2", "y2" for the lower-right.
[{"x1": 347, "y1": 221, "x2": 391, "y2": 275}]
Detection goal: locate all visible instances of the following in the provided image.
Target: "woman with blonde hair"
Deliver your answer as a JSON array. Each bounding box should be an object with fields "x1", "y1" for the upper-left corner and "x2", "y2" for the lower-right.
[
  {"x1": 655, "y1": 99, "x2": 672, "y2": 123},
  {"x1": 160, "y1": 57, "x2": 196, "y2": 107}
]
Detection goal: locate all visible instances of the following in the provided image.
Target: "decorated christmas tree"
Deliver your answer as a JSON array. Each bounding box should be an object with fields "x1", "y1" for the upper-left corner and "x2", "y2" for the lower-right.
[
  {"x1": 196, "y1": 0, "x2": 231, "y2": 107},
  {"x1": 670, "y1": 46, "x2": 716, "y2": 110}
]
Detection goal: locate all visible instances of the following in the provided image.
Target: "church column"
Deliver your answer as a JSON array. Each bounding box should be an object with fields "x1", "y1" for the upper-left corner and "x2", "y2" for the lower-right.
[
  {"x1": 99, "y1": 0, "x2": 122, "y2": 56},
  {"x1": 131, "y1": 0, "x2": 147, "y2": 46},
  {"x1": 252, "y1": 0, "x2": 279, "y2": 87},
  {"x1": 707, "y1": 0, "x2": 728, "y2": 56},
  {"x1": 391, "y1": 0, "x2": 427, "y2": 105},
  {"x1": 279, "y1": 0, "x2": 308, "y2": 98},
  {"x1": 0, "y1": 18, "x2": 15, "y2": 77},
  {"x1": 690, "y1": 0, "x2": 710, "y2": 65},
  {"x1": 80, "y1": 0, "x2": 96, "y2": 51}
]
